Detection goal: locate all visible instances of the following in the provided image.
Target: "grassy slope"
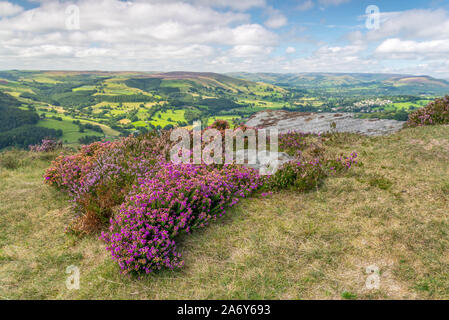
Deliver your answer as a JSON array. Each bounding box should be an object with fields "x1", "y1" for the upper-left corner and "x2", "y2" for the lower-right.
[
  {"x1": 1, "y1": 125, "x2": 449, "y2": 299},
  {"x1": 36, "y1": 119, "x2": 104, "y2": 145}
]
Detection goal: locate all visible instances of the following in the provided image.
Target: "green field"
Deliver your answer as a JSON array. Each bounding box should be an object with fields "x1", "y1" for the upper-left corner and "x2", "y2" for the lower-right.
[
  {"x1": 207, "y1": 115, "x2": 240, "y2": 127},
  {"x1": 147, "y1": 109, "x2": 185, "y2": 128},
  {"x1": 37, "y1": 119, "x2": 104, "y2": 145}
]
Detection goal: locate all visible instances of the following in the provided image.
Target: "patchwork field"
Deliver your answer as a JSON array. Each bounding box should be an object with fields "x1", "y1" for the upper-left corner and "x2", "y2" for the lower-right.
[
  {"x1": 0, "y1": 71, "x2": 300, "y2": 145},
  {"x1": 1, "y1": 71, "x2": 446, "y2": 150},
  {"x1": 36, "y1": 119, "x2": 104, "y2": 145}
]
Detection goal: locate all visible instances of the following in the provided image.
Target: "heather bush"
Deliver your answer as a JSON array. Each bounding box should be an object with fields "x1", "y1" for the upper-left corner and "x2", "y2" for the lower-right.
[
  {"x1": 266, "y1": 159, "x2": 326, "y2": 192},
  {"x1": 100, "y1": 162, "x2": 263, "y2": 274},
  {"x1": 44, "y1": 131, "x2": 174, "y2": 233},
  {"x1": 279, "y1": 131, "x2": 322, "y2": 157},
  {"x1": 407, "y1": 95, "x2": 449, "y2": 127},
  {"x1": 44, "y1": 121, "x2": 359, "y2": 273},
  {"x1": 266, "y1": 152, "x2": 358, "y2": 192},
  {"x1": 29, "y1": 139, "x2": 62, "y2": 152},
  {"x1": 272, "y1": 130, "x2": 358, "y2": 191},
  {"x1": 209, "y1": 119, "x2": 230, "y2": 131}
]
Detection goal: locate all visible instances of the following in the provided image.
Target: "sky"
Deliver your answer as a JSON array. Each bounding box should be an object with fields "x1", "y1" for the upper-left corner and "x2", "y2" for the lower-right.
[{"x1": 0, "y1": 0, "x2": 449, "y2": 78}]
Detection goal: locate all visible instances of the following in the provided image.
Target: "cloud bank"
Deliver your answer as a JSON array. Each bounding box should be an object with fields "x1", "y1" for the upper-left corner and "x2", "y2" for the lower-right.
[{"x1": 0, "y1": 1, "x2": 448, "y2": 77}]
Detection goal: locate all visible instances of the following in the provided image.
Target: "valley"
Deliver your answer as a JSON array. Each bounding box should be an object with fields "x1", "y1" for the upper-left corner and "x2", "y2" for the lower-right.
[{"x1": 0, "y1": 70, "x2": 447, "y2": 149}]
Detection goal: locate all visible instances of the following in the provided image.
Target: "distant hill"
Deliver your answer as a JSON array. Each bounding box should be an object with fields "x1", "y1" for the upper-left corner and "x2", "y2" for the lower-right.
[
  {"x1": 228, "y1": 72, "x2": 449, "y2": 95},
  {"x1": 123, "y1": 71, "x2": 287, "y2": 95}
]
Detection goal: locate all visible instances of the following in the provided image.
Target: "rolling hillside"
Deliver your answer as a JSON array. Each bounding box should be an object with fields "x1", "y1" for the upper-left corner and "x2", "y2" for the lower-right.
[
  {"x1": 0, "y1": 70, "x2": 447, "y2": 150},
  {"x1": 0, "y1": 71, "x2": 290, "y2": 148},
  {"x1": 229, "y1": 72, "x2": 449, "y2": 95}
]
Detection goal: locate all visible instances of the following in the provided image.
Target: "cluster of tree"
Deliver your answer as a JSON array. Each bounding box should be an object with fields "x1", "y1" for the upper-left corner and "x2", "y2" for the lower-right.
[
  {"x1": 72, "y1": 120, "x2": 103, "y2": 134},
  {"x1": 0, "y1": 125, "x2": 62, "y2": 149},
  {"x1": 124, "y1": 78, "x2": 182, "y2": 98},
  {"x1": 0, "y1": 92, "x2": 64, "y2": 149},
  {"x1": 124, "y1": 109, "x2": 139, "y2": 122},
  {"x1": 21, "y1": 78, "x2": 158, "y2": 109},
  {"x1": 282, "y1": 105, "x2": 317, "y2": 112},
  {"x1": 78, "y1": 135, "x2": 102, "y2": 145},
  {"x1": 158, "y1": 87, "x2": 180, "y2": 95},
  {"x1": 49, "y1": 90, "x2": 97, "y2": 108},
  {"x1": 146, "y1": 104, "x2": 164, "y2": 120},
  {"x1": 50, "y1": 115, "x2": 63, "y2": 121},
  {"x1": 96, "y1": 94, "x2": 155, "y2": 103},
  {"x1": 357, "y1": 109, "x2": 410, "y2": 121},
  {"x1": 0, "y1": 103, "x2": 39, "y2": 132},
  {"x1": 184, "y1": 108, "x2": 202, "y2": 124},
  {"x1": 125, "y1": 78, "x2": 162, "y2": 91},
  {"x1": 198, "y1": 98, "x2": 243, "y2": 113}
]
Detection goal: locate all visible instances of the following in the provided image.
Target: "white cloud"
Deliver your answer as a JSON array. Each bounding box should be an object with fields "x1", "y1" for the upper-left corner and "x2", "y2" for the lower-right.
[
  {"x1": 376, "y1": 38, "x2": 449, "y2": 57},
  {"x1": 365, "y1": 9, "x2": 449, "y2": 41},
  {"x1": 1, "y1": 1, "x2": 449, "y2": 77},
  {"x1": 19, "y1": 45, "x2": 74, "y2": 58},
  {"x1": 193, "y1": 0, "x2": 266, "y2": 11},
  {"x1": 264, "y1": 7, "x2": 287, "y2": 29},
  {"x1": 341, "y1": 8, "x2": 449, "y2": 76},
  {"x1": 0, "y1": 0, "x2": 277, "y2": 71},
  {"x1": 294, "y1": 0, "x2": 351, "y2": 11},
  {"x1": 229, "y1": 45, "x2": 273, "y2": 57},
  {"x1": 0, "y1": 1, "x2": 23, "y2": 17},
  {"x1": 296, "y1": 0, "x2": 315, "y2": 12},
  {"x1": 275, "y1": 43, "x2": 374, "y2": 74},
  {"x1": 318, "y1": 0, "x2": 351, "y2": 6}
]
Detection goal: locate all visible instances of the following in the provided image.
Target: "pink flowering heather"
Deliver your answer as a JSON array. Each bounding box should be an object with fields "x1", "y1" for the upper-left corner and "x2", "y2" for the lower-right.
[
  {"x1": 266, "y1": 152, "x2": 358, "y2": 192},
  {"x1": 279, "y1": 131, "x2": 314, "y2": 156},
  {"x1": 408, "y1": 95, "x2": 449, "y2": 127},
  {"x1": 44, "y1": 132, "x2": 173, "y2": 232},
  {"x1": 30, "y1": 139, "x2": 62, "y2": 152},
  {"x1": 44, "y1": 123, "x2": 359, "y2": 273},
  {"x1": 100, "y1": 162, "x2": 263, "y2": 274}
]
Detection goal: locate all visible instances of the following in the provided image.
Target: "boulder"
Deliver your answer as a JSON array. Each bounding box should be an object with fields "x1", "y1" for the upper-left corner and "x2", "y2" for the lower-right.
[
  {"x1": 234, "y1": 149, "x2": 294, "y2": 175},
  {"x1": 245, "y1": 110, "x2": 404, "y2": 136}
]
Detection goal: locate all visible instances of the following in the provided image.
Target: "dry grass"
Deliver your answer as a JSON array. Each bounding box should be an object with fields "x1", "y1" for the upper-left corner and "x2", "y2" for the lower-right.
[{"x1": 0, "y1": 125, "x2": 448, "y2": 299}]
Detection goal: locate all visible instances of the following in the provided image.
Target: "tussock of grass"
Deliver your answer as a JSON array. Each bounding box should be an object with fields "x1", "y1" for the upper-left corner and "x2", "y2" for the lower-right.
[{"x1": 1, "y1": 125, "x2": 449, "y2": 299}]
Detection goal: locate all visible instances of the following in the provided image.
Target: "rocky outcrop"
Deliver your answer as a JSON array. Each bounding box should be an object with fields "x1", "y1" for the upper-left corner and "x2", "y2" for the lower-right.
[
  {"x1": 234, "y1": 149, "x2": 295, "y2": 175},
  {"x1": 245, "y1": 110, "x2": 405, "y2": 136}
]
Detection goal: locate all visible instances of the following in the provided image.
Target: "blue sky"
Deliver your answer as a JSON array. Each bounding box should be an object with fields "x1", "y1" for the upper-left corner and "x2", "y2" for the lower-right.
[{"x1": 0, "y1": 0, "x2": 449, "y2": 78}]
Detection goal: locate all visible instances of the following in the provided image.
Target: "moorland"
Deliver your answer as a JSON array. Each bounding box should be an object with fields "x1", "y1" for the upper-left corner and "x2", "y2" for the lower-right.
[{"x1": 1, "y1": 71, "x2": 449, "y2": 300}]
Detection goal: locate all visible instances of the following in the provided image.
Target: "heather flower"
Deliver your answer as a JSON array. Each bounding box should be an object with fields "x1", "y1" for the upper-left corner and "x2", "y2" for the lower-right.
[
  {"x1": 100, "y1": 162, "x2": 263, "y2": 274},
  {"x1": 408, "y1": 95, "x2": 449, "y2": 127},
  {"x1": 30, "y1": 139, "x2": 62, "y2": 152},
  {"x1": 44, "y1": 125, "x2": 358, "y2": 274}
]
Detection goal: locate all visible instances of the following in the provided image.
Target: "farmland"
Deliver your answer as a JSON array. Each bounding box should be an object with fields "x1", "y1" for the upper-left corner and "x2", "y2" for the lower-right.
[
  {"x1": 0, "y1": 70, "x2": 447, "y2": 149},
  {"x1": 0, "y1": 71, "x2": 294, "y2": 148}
]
